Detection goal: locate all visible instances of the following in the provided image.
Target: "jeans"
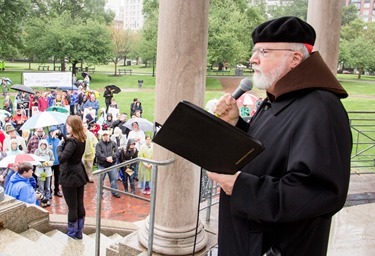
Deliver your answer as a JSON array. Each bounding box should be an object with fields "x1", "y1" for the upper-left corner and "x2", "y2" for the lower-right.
[
  {"x1": 38, "y1": 176, "x2": 52, "y2": 199},
  {"x1": 120, "y1": 167, "x2": 135, "y2": 192},
  {"x1": 98, "y1": 165, "x2": 119, "y2": 195},
  {"x1": 51, "y1": 165, "x2": 60, "y2": 193}
]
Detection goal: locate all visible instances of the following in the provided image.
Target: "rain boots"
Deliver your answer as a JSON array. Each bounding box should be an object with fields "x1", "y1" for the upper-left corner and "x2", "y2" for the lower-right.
[
  {"x1": 67, "y1": 221, "x2": 78, "y2": 238},
  {"x1": 67, "y1": 218, "x2": 84, "y2": 239},
  {"x1": 75, "y1": 218, "x2": 85, "y2": 240}
]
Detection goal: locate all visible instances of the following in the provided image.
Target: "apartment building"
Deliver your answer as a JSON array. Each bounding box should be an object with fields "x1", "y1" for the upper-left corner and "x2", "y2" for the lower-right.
[
  {"x1": 345, "y1": 0, "x2": 375, "y2": 22},
  {"x1": 105, "y1": 0, "x2": 144, "y2": 30}
]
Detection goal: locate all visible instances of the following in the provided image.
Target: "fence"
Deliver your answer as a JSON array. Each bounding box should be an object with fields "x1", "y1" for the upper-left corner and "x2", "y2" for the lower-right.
[{"x1": 348, "y1": 111, "x2": 375, "y2": 172}]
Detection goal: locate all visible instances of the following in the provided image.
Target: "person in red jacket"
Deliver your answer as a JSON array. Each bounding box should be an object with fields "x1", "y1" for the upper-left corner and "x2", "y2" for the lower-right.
[{"x1": 38, "y1": 92, "x2": 49, "y2": 112}]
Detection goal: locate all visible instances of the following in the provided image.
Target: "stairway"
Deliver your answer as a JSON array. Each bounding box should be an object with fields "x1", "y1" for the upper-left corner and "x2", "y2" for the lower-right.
[
  {"x1": 0, "y1": 228, "x2": 124, "y2": 256},
  {"x1": 0, "y1": 194, "x2": 142, "y2": 256}
]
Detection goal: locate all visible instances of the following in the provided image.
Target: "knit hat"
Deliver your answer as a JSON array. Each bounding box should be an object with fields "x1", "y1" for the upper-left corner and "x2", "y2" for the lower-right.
[{"x1": 252, "y1": 16, "x2": 316, "y2": 48}]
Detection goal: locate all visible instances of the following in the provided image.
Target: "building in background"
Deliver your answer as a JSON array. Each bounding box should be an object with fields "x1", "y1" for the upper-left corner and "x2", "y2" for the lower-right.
[
  {"x1": 345, "y1": 0, "x2": 375, "y2": 22},
  {"x1": 105, "y1": 0, "x2": 144, "y2": 30}
]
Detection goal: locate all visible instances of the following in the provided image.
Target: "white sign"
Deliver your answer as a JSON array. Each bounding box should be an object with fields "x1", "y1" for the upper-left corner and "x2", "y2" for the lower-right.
[{"x1": 23, "y1": 72, "x2": 72, "y2": 88}]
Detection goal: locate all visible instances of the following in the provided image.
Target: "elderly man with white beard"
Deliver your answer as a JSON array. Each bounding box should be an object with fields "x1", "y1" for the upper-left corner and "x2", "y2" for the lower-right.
[{"x1": 208, "y1": 16, "x2": 352, "y2": 256}]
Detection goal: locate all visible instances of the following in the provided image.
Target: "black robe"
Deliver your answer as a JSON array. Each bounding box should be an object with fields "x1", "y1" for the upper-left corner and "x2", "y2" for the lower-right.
[{"x1": 217, "y1": 52, "x2": 352, "y2": 256}]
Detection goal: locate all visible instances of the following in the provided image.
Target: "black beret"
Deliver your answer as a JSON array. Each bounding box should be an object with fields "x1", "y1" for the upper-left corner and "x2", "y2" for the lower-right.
[{"x1": 252, "y1": 16, "x2": 316, "y2": 46}]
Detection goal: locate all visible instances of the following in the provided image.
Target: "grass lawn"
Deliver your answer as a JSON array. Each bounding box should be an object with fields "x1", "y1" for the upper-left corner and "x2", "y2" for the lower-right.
[
  {"x1": 1, "y1": 61, "x2": 374, "y2": 121},
  {"x1": 1, "y1": 61, "x2": 374, "y2": 171}
]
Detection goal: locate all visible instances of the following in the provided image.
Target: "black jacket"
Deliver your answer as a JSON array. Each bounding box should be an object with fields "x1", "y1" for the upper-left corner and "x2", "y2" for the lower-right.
[
  {"x1": 218, "y1": 53, "x2": 352, "y2": 256},
  {"x1": 57, "y1": 137, "x2": 88, "y2": 187},
  {"x1": 95, "y1": 139, "x2": 118, "y2": 168}
]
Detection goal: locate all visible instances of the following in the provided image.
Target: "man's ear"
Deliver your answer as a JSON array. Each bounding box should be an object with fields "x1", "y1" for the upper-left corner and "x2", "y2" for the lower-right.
[{"x1": 291, "y1": 52, "x2": 303, "y2": 69}]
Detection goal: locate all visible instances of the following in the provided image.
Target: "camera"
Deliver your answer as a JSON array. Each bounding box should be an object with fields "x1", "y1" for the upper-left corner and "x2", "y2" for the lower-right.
[
  {"x1": 55, "y1": 130, "x2": 65, "y2": 141},
  {"x1": 36, "y1": 190, "x2": 49, "y2": 204}
]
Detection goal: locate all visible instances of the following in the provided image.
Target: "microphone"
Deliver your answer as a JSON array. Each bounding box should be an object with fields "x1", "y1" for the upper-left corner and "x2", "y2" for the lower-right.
[{"x1": 231, "y1": 78, "x2": 253, "y2": 100}]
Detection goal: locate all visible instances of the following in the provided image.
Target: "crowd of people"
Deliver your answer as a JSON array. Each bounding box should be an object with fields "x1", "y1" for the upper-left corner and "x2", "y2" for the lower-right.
[{"x1": 0, "y1": 81, "x2": 154, "y2": 215}]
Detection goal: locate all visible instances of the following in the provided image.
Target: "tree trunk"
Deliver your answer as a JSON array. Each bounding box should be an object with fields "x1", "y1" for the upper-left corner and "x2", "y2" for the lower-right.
[
  {"x1": 357, "y1": 67, "x2": 362, "y2": 80},
  {"x1": 218, "y1": 62, "x2": 224, "y2": 71}
]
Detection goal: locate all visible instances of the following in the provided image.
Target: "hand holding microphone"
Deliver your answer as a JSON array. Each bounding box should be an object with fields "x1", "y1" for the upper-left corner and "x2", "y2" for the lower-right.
[{"x1": 214, "y1": 78, "x2": 253, "y2": 125}]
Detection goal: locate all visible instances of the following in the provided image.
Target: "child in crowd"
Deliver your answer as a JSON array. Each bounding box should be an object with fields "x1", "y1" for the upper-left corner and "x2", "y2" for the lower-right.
[{"x1": 34, "y1": 139, "x2": 54, "y2": 207}]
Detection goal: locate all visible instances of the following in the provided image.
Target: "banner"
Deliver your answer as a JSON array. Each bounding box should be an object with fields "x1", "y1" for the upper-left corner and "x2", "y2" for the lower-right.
[{"x1": 23, "y1": 72, "x2": 72, "y2": 88}]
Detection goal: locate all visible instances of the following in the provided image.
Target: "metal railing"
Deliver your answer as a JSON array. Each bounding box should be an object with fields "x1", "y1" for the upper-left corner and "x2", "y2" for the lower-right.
[
  {"x1": 91, "y1": 157, "x2": 175, "y2": 256},
  {"x1": 348, "y1": 111, "x2": 375, "y2": 171}
]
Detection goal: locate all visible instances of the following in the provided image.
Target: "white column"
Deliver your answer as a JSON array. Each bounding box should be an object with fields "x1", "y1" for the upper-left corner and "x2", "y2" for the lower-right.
[
  {"x1": 307, "y1": 0, "x2": 344, "y2": 75},
  {"x1": 137, "y1": 0, "x2": 210, "y2": 255}
]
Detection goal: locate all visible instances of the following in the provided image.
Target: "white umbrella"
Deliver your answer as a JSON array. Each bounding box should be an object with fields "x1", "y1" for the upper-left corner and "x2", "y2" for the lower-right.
[
  {"x1": 1, "y1": 77, "x2": 12, "y2": 85},
  {"x1": 20, "y1": 111, "x2": 68, "y2": 130},
  {"x1": 0, "y1": 109, "x2": 11, "y2": 123},
  {"x1": 0, "y1": 154, "x2": 46, "y2": 168},
  {"x1": 123, "y1": 117, "x2": 154, "y2": 132}
]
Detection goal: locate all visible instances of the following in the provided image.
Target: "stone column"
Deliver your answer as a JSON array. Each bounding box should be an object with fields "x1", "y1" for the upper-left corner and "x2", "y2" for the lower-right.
[
  {"x1": 307, "y1": 0, "x2": 344, "y2": 75},
  {"x1": 137, "y1": 0, "x2": 209, "y2": 255}
]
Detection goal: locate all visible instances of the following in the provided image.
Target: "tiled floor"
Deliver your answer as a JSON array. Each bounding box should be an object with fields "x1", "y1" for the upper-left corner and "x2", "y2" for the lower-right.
[{"x1": 46, "y1": 176, "x2": 151, "y2": 222}]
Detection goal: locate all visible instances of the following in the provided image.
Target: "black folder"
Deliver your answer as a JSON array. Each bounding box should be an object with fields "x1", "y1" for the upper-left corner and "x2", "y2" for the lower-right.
[{"x1": 153, "y1": 101, "x2": 264, "y2": 174}]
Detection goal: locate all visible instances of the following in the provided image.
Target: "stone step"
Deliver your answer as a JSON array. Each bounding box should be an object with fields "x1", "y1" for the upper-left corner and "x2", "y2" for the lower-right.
[
  {"x1": 45, "y1": 229, "x2": 92, "y2": 256},
  {"x1": 88, "y1": 233, "x2": 121, "y2": 255},
  {"x1": 0, "y1": 229, "x2": 43, "y2": 256},
  {"x1": 21, "y1": 228, "x2": 65, "y2": 254}
]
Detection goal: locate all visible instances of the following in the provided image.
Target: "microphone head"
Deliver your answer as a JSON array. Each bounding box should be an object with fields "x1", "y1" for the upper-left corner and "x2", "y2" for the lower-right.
[{"x1": 239, "y1": 78, "x2": 253, "y2": 91}]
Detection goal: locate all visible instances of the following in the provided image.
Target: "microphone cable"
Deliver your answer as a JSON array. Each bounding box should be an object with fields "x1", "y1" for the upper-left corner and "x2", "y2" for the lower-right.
[{"x1": 192, "y1": 167, "x2": 204, "y2": 256}]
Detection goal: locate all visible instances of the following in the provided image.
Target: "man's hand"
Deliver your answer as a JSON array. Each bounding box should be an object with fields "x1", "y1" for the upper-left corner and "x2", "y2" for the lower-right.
[
  {"x1": 206, "y1": 171, "x2": 241, "y2": 196},
  {"x1": 106, "y1": 156, "x2": 113, "y2": 163},
  {"x1": 213, "y1": 93, "x2": 240, "y2": 126}
]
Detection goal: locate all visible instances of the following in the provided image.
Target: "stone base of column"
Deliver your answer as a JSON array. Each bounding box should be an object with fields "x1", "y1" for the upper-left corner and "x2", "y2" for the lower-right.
[{"x1": 138, "y1": 216, "x2": 208, "y2": 255}]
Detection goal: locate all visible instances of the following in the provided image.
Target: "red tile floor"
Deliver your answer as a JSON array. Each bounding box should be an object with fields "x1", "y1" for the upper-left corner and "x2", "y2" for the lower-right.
[{"x1": 46, "y1": 176, "x2": 151, "y2": 222}]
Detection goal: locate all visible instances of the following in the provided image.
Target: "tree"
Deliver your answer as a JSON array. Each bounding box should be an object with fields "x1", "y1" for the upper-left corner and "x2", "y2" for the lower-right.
[
  {"x1": 342, "y1": 4, "x2": 359, "y2": 26},
  {"x1": 341, "y1": 18, "x2": 366, "y2": 41},
  {"x1": 24, "y1": 14, "x2": 113, "y2": 74},
  {"x1": 268, "y1": 0, "x2": 308, "y2": 20},
  {"x1": 110, "y1": 26, "x2": 135, "y2": 75},
  {"x1": 347, "y1": 36, "x2": 375, "y2": 79},
  {"x1": 0, "y1": 0, "x2": 31, "y2": 59},
  {"x1": 139, "y1": 0, "x2": 159, "y2": 67},
  {"x1": 339, "y1": 18, "x2": 375, "y2": 78},
  {"x1": 207, "y1": 0, "x2": 265, "y2": 70},
  {"x1": 30, "y1": 0, "x2": 114, "y2": 24}
]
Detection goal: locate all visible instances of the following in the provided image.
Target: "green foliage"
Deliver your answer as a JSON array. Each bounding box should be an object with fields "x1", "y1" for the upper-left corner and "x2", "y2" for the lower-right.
[
  {"x1": 0, "y1": 0, "x2": 31, "y2": 58},
  {"x1": 208, "y1": 0, "x2": 264, "y2": 68},
  {"x1": 23, "y1": 14, "x2": 113, "y2": 66},
  {"x1": 267, "y1": 0, "x2": 308, "y2": 20},
  {"x1": 339, "y1": 19, "x2": 375, "y2": 77},
  {"x1": 139, "y1": 0, "x2": 159, "y2": 64},
  {"x1": 342, "y1": 4, "x2": 359, "y2": 26},
  {"x1": 30, "y1": 0, "x2": 114, "y2": 24},
  {"x1": 341, "y1": 19, "x2": 366, "y2": 41}
]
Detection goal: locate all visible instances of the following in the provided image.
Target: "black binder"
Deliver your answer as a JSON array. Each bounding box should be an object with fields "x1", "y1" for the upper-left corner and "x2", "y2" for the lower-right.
[{"x1": 153, "y1": 101, "x2": 264, "y2": 174}]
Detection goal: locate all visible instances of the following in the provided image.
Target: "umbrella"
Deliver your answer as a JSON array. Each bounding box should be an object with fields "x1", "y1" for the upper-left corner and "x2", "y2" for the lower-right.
[
  {"x1": 105, "y1": 85, "x2": 121, "y2": 94},
  {"x1": 0, "y1": 154, "x2": 46, "y2": 168},
  {"x1": 1, "y1": 77, "x2": 12, "y2": 85},
  {"x1": 20, "y1": 111, "x2": 68, "y2": 130},
  {"x1": 11, "y1": 84, "x2": 35, "y2": 94},
  {"x1": 124, "y1": 117, "x2": 154, "y2": 132},
  {"x1": 0, "y1": 109, "x2": 11, "y2": 123},
  {"x1": 86, "y1": 90, "x2": 100, "y2": 98},
  {"x1": 81, "y1": 72, "x2": 92, "y2": 80},
  {"x1": 237, "y1": 93, "x2": 258, "y2": 106},
  {"x1": 46, "y1": 106, "x2": 70, "y2": 114}
]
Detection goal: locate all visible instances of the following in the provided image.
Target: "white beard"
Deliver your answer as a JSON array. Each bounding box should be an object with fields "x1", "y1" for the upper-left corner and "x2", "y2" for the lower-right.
[{"x1": 253, "y1": 58, "x2": 290, "y2": 90}]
